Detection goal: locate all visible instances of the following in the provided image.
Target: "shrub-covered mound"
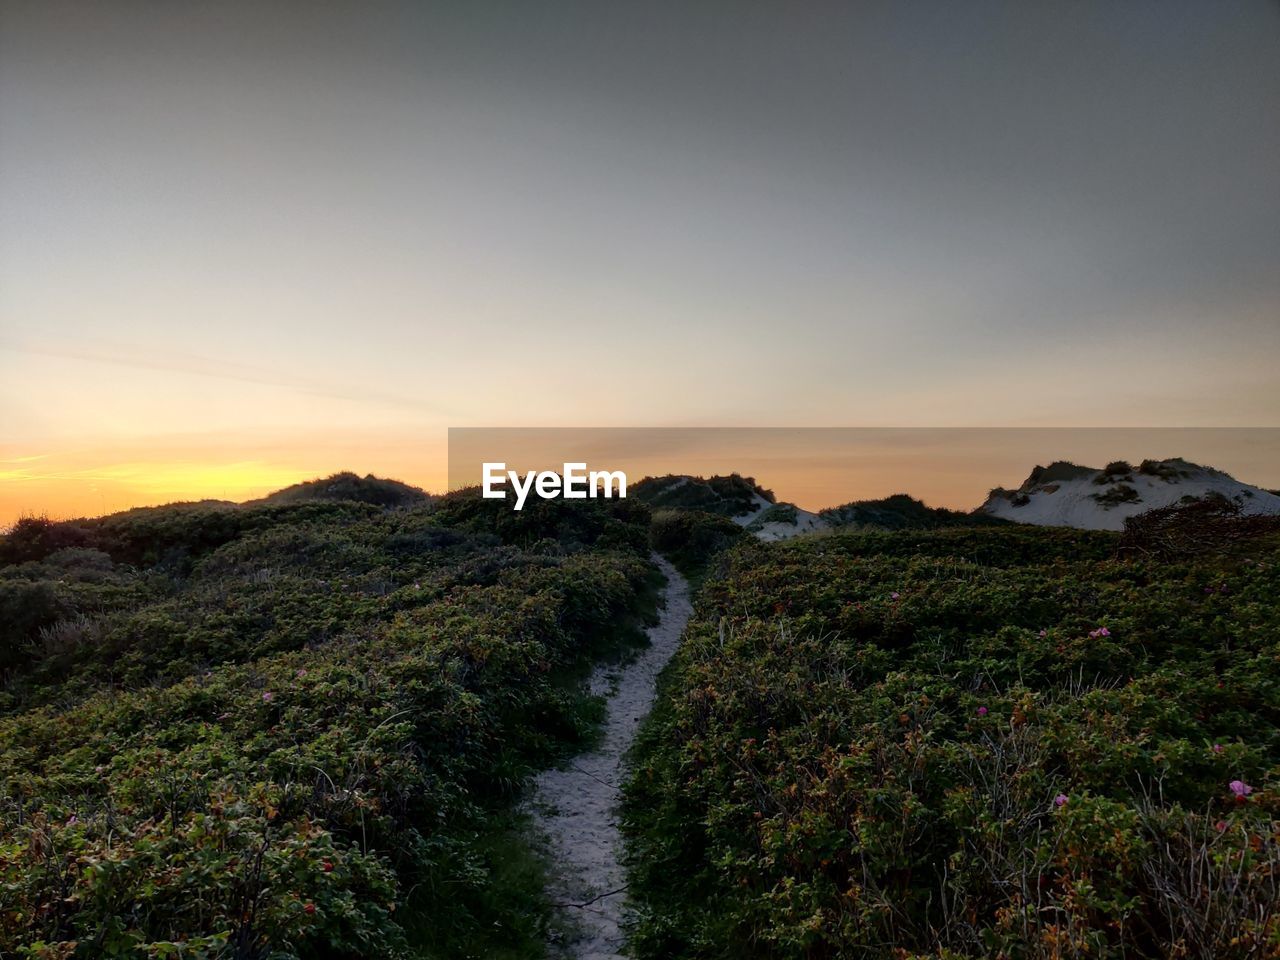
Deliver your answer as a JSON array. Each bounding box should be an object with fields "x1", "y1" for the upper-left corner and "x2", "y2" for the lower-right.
[
  {"x1": 624, "y1": 525, "x2": 1280, "y2": 959},
  {"x1": 631, "y1": 475, "x2": 773, "y2": 520},
  {"x1": 0, "y1": 491, "x2": 654, "y2": 959},
  {"x1": 820, "y1": 494, "x2": 1006, "y2": 531},
  {"x1": 254, "y1": 472, "x2": 430, "y2": 509},
  {"x1": 649, "y1": 509, "x2": 745, "y2": 585}
]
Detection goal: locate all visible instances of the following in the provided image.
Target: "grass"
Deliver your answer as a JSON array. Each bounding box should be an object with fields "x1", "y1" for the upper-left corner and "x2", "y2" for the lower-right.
[{"x1": 404, "y1": 811, "x2": 553, "y2": 960}]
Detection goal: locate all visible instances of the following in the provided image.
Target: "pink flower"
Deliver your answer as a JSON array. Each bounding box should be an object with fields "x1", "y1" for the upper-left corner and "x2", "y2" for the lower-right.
[
  {"x1": 1054, "y1": 794, "x2": 1068, "y2": 807},
  {"x1": 976, "y1": 706, "x2": 988, "y2": 717},
  {"x1": 262, "y1": 691, "x2": 274, "y2": 703},
  {"x1": 1212, "y1": 744, "x2": 1224, "y2": 754},
  {"x1": 1215, "y1": 819, "x2": 1228, "y2": 832},
  {"x1": 890, "y1": 592, "x2": 900, "y2": 600},
  {"x1": 1088, "y1": 626, "x2": 1112, "y2": 639},
  {"x1": 1038, "y1": 629, "x2": 1047, "y2": 638},
  {"x1": 296, "y1": 669, "x2": 307, "y2": 679},
  {"x1": 1229, "y1": 780, "x2": 1252, "y2": 798}
]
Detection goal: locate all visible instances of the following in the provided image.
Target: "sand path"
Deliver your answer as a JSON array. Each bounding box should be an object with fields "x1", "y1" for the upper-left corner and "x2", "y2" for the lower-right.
[{"x1": 529, "y1": 554, "x2": 692, "y2": 959}]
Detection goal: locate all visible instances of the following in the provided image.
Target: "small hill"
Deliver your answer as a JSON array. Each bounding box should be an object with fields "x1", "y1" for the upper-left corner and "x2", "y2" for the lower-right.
[
  {"x1": 821, "y1": 493, "x2": 1006, "y2": 531},
  {"x1": 742, "y1": 494, "x2": 1005, "y2": 542},
  {"x1": 981, "y1": 458, "x2": 1280, "y2": 531},
  {"x1": 255, "y1": 472, "x2": 429, "y2": 508},
  {"x1": 634, "y1": 479, "x2": 1006, "y2": 542},
  {"x1": 630, "y1": 474, "x2": 774, "y2": 521}
]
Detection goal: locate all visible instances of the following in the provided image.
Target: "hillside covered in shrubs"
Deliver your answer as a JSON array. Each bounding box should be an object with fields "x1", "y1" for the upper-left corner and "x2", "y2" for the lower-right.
[
  {"x1": 0, "y1": 480, "x2": 655, "y2": 958},
  {"x1": 624, "y1": 518, "x2": 1280, "y2": 959},
  {"x1": 4, "y1": 472, "x2": 1278, "y2": 960}
]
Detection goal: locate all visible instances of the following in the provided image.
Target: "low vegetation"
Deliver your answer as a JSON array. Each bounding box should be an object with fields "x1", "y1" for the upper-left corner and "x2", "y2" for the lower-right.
[
  {"x1": 625, "y1": 519, "x2": 1280, "y2": 959},
  {"x1": 821, "y1": 494, "x2": 1005, "y2": 531},
  {"x1": 1091, "y1": 483, "x2": 1143, "y2": 507},
  {"x1": 648, "y1": 509, "x2": 745, "y2": 587},
  {"x1": 6, "y1": 472, "x2": 1278, "y2": 960},
  {"x1": 0, "y1": 479, "x2": 655, "y2": 959},
  {"x1": 632, "y1": 475, "x2": 773, "y2": 519}
]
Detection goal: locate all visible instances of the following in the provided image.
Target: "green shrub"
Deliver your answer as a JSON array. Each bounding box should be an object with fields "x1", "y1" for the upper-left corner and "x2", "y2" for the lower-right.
[
  {"x1": 632, "y1": 475, "x2": 773, "y2": 519},
  {"x1": 624, "y1": 526, "x2": 1280, "y2": 959},
  {"x1": 0, "y1": 491, "x2": 655, "y2": 958},
  {"x1": 649, "y1": 509, "x2": 745, "y2": 582},
  {"x1": 1092, "y1": 483, "x2": 1142, "y2": 506}
]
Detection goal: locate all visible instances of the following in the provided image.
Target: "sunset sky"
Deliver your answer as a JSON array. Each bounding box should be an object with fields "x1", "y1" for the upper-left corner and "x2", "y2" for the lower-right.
[{"x1": 2, "y1": 2, "x2": 1278, "y2": 522}]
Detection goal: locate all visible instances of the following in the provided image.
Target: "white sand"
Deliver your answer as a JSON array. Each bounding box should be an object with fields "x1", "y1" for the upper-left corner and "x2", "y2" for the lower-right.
[
  {"x1": 732, "y1": 492, "x2": 776, "y2": 526},
  {"x1": 750, "y1": 506, "x2": 829, "y2": 542},
  {"x1": 981, "y1": 460, "x2": 1280, "y2": 531},
  {"x1": 530, "y1": 554, "x2": 692, "y2": 959}
]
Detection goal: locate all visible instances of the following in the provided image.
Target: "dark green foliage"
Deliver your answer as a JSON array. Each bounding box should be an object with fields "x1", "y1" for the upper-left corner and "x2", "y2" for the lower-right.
[
  {"x1": 631, "y1": 474, "x2": 773, "y2": 519},
  {"x1": 0, "y1": 489, "x2": 654, "y2": 959},
  {"x1": 820, "y1": 493, "x2": 1006, "y2": 531},
  {"x1": 1024, "y1": 461, "x2": 1095, "y2": 486},
  {"x1": 0, "y1": 516, "x2": 94, "y2": 565},
  {"x1": 624, "y1": 525, "x2": 1280, "y2": 959},
  {"x1": 256, "y1": 472, "x2": 430, "y2": 508},
  {"x1": 1092, "y1": 483, "x2": 1142, "y2": 506},
  {"x1": 1138, "y1": 459, "x2": 1194, "y2": 481},
  {"x1": 747, "y1": 504, "x2": 797, "y2": 526},
  {"x1": 429, "y1": 487, "x2": 651, "y2": 554},
  {"x1": 649, "y1": 509, "x2": 745, "y2": 584},
  {"x1": 1099, "y1": 460, "x2": 1135, "y2": 480}
]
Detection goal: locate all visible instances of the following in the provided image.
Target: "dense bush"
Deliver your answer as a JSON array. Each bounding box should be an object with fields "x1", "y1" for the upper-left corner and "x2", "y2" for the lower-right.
[
  {"x1": 1099, "y1": 460, "x2": 1135, "y2": 481},
  {"x1": 649, "y1": 510, "x2": 745, "y2": 583},
  {"x1": 1092, "y1": 483, "x2": 1142, "y2": 506},
  {"x1": 820, "y1": 494, "x2": 1006, "y2": 531},
  {"x1": 625, "y1": 526, "x2": 1280, "y2": 959},
  {"x1": 632, "y1": 475, "x2": 773, "y2": 519},
  {"x1": 256, "y1": 473, "x2": 429, "y2": 509},
  {"x1": 0, "y1": 491, "x2": 655, "y2": 958}
]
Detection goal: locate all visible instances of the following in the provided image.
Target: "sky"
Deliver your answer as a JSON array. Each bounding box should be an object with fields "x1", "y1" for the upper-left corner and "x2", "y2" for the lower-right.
[{"x1": 2, "y1": 1, "x2": 1278, "y2": 521}]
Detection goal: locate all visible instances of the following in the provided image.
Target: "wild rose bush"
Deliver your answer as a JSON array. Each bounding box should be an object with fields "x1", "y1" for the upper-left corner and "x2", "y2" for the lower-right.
[
  {"x1": 0, "y1": 493, "x2": 654, "y2": 958},
  {"x1": 625, "y1": 527, "x2": 1280, "y2": 959}
]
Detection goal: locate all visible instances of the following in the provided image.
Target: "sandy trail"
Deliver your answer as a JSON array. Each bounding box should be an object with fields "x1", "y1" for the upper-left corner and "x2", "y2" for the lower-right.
[{"x1": 530, "y1": 554, "x2": 692, "y2": 960}]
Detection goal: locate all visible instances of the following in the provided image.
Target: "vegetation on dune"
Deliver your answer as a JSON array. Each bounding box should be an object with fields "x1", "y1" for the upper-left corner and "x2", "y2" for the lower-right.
[
  {"x1": 820, "y1": 494, "x2": 1005, "y2": 531},
  {"x1": 624, "y1": 517, "x2": 1280, "y2": 959},
  {"x1": 746, "y1": 504, "x2": 799, "y2": 530},
  {"x1": 1022, "y1": 461, "x2": 1097, "y2": 487},
  {"x1": 6, "y1": 472, "x2": 1280, "y2": 960},
  {"x1": 648, "y1": 509, "x2": 745, "y2": 587},
  {"x1": 0, "y1": 485, "x2": 656, "y2": 959},
  {"x1": 1091, "y1": 483, "x2": 1143, "y2": 507},
  {"x1": 631, "y1": 474, "x2": 774, "y2": 519},
  {"x1": 254, "y1": 472, "x2": 430, "y2": 509}
]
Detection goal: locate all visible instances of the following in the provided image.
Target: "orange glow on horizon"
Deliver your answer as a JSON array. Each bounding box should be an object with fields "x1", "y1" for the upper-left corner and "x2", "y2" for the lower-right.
[
  {"x1": 5, "y1": 427, "x2": 1278, "y2": 529},
  {"x1": 0, "y1": 432, "x2": 451, "y2": 525}
]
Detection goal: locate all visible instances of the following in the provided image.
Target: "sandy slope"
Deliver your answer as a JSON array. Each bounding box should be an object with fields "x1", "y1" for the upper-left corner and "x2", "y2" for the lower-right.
[
  {"x1": 529, "y1": 554, "x2": 692, "y2": 959},
  {"x1": 981, "y1": 460, "x2": 1280, "y2": 531},
  {"x1": 732, "y1": 492, "x2": 777, "y2": 526},
  {"x1": 750, "y1": 506, "x2": 829, "y2": 541}
]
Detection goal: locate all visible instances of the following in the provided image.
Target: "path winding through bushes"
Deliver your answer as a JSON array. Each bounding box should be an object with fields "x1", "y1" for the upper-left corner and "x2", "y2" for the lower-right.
[{"x1": 530, "y1": 554, "x2": 692, "y2": 959}]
